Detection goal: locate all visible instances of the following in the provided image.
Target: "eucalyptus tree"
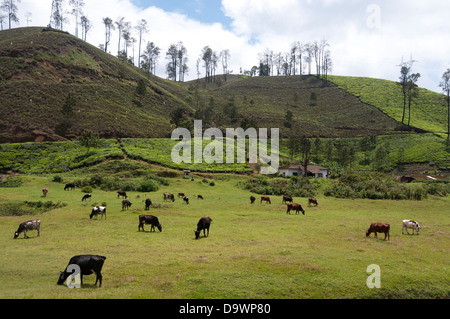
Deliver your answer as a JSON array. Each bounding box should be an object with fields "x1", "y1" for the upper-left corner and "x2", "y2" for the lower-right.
[
  {"x1": 102, "y1": 17, "x2": 115, "y2": 53},
  {"x1": 136, "y1": 19, "x2": 149, "y2": 68},
  {"x1": 69, "y1": 0, "x2": 84, "y2": 38},
  {"x1": 1, "y1": 0, "x2": 20, "y2": 29},
  {"x1": 439, "y1": 69, "x2": 450, "y2": 147}
]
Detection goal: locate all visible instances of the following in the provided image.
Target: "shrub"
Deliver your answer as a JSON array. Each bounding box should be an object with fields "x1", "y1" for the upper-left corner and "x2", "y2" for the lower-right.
[
  {"x1": 0, "y1": 176, "x2": 23, "y2": 188},
  {"x1": 81, "y1": 186, "x2": 93, "y2": 193},
  {"x1": 137, "y1": 180, "x2": 159, "y2": 192},
  {"x1": 52, "y1": 175, "x2": 63, "y2": 183}
]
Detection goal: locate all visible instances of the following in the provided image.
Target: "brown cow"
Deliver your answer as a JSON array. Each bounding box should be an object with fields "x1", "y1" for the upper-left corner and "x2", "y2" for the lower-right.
[
  {"x1": 366, "y1": 223, "x2": 390, "y2": 241},
  {"x1": 42, "y1": 188, "x2": 48, "y2": 197},
  {"x1": 163, "y1": 193, "x2": 175, "y2": 202},
  {"x1": 260, "y1": 196, "x2": 271, "y2": 204},
  {"x1": 178, "y1": 192, "x2": 185, "y2": 198},
  {"x1": 308, "y1": 198, "x2": 318, "y2": 207},
  {"x1": 250, "y1": 196, "x2": 256, "y2": 204},
  {"x1": 286, "y1": 203, "x2": 305, "y2": 215}
]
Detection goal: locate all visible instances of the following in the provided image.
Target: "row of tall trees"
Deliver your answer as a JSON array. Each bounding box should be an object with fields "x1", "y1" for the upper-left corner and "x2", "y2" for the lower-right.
[{"x1": 248, "y1": 40, "x2": 332, "y2": 80}]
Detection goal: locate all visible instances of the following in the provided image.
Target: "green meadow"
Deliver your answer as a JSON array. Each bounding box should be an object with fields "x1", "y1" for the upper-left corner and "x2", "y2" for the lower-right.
[{"x1": 0, "y1": 170, "x2": 448, "y2": 299}]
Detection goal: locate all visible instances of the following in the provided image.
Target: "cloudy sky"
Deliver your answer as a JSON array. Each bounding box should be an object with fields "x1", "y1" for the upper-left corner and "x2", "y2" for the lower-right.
[{"x1": 11, "y1": 0, "x2": 450, "y2": 92}]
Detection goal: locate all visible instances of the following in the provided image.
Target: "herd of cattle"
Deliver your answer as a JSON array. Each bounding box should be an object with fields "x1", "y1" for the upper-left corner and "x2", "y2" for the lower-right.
[{"x1": 10, "y1": 183, "x2": 422, "y2": 288}]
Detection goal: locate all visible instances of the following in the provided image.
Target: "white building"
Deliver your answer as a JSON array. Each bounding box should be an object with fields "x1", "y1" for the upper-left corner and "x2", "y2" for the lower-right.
[{"x1": 279, "y1": 164, "x2": 329, "y2": 179}]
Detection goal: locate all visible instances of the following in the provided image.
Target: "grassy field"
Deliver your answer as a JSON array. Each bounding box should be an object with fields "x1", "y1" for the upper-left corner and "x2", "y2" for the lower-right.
[
  {"x1": 1, "y1": 133, "x2": 448, "y2": 175},
  {"x1": 0, "y1": 170, "x2": 448, "y2": 299}
]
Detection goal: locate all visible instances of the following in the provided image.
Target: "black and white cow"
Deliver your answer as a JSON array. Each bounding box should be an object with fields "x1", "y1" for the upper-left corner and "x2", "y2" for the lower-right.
[
  {"x1": 82, "y1": 194, "x2": 92, "y2": 202},
  {"x1": 14, "y1": 219, "x2": 41, "y2": 239},
  {"x1": 57, "y1": 255, "x2": 106, "y2": 287},
  {"x1": 89, "y1": 206, "x2": 106, "y2": 220},
  {"x1": 402, "y1": 220, "x2": 421, "y2": 235},
  {"x1": 183, "y1": 196, "x2": 189, "y2": 204},
  {"x1": 138, "y1": 215, "x2": 162, "y2": 232}
]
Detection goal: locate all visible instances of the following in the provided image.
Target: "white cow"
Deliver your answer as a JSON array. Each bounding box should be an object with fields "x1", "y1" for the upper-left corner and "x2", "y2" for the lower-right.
[{"x1": 402, "y1": 220, "x2": 420, "y2": 235}]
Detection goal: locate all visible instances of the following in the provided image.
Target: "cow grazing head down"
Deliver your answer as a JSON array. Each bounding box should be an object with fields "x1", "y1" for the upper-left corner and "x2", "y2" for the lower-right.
[
  {"x1": 57, "y1": 255, "x2": 106, "y2": 287},
  {"x1": 366, "y1": 223, "x2": 390, "y2": 241},
  {"x1": 195, "y1": 217, "x2": 212, "y2": 239}
]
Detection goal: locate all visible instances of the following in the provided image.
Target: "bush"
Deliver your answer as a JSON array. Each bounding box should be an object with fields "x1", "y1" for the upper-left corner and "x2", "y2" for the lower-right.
[
  {"x1": 137, "y1": 180, "x2": 159, "y2": 192},
  {"x1": 81, "y1": 186, "x2": 93, "y2": 193},
  {"x1": 0, "y1": 176, "x2": 23, "y2": 188},
  {"x1": 238, "y1": 176, "x2": 317, "y2": 197},
  {"x1": 323, "y1": 171, "x2": 446, "y2": 200},
  {"x1": 52, "y1": 175, "x2": 63, "y2": 183}
]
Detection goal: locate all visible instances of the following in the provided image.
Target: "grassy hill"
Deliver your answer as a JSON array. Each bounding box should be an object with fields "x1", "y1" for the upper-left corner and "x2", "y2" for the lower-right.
[
  {"x1": 0, "y1": 26, "x2": 428, "y2": 144},
  {"x1": 327, "y1": 75, "x2": 448, "y2": 137},
  {"x1": 185, "y1": 74, "x2": 414, "y2": 138},
  {"x1": 0, "y1": 27, "x2": 191, "y2": 142}
]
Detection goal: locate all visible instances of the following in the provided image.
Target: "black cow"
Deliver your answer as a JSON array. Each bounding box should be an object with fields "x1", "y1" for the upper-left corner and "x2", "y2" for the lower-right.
[
  {"x1": 57, "y1": 255, "x2": 106, "y2": 287},
  {"x1": 122, "y1": 200, "x2": 132, "y2": 210},
  {"x1": 14, "y1": 219, "x2": 41, "y2": 239},
  {"x1": 82, "y1": 194, "x2": 92, "y2": 202},
  {"x1": 250, "y1": 195, "x2": 256, "y2": 204},
  {"x1": 145, "y1": 198, "x2": 152, "y2": 210},
  {"x1": 195, "y1": 216, "x2": 212, "y2": 239},
  {"x1": 138, "y1": 215, "x2": 162, "y2": 232},
  {"x1": 282, "y1": 195, "x2": 293, "y2": 204},
  {"x1": 197, "y1": 195, "x2": 204, "y2": 200},
  {"x1": 64, "y1": 183, "x2": 75, "y2": 191},
  {"x1": 117, "y1": 190, "x2": 127, "y2": 199}
]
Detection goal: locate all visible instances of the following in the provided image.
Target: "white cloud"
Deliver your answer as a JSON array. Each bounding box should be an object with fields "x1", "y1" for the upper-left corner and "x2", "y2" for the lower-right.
[{"x1": 11, "y1": 0, "x2": 450, "y2": 92}]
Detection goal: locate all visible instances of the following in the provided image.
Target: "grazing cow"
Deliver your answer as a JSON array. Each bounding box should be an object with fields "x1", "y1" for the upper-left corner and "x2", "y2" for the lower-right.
[
  {"x1": 42, "y1": 188, "x2": 48, "y2": 197},
  {"x1": 57, "y1": 255, "x2": 106, "y2": 287},
  {"x1": 286, "y1": 203, "x2": 305, "y2": 215},
  {"x1": 260, "y1": 196, "x2": 271, "y2": 204},
  {"x1": 138, "y1": 215, "x2": 162, "y2": 232},
  {"x1": 90, "y1": 206, "x2": 106, "y2": 220},
  {"x1": 250, "y1": 195, "x2": 256, "y2": 204},
  {"x1": 117, "y1": 190, "x2": 127, "y2": 199},
  {"x1": 14, "y1": 219, "x2": 41, "y2": 239},
  {"x1": 178, "y1": 192, "x2": 185, "y2": 198},
  {"x1": 64, "y1": 183, "x2": 75, "y2": 191},
  {"x1": 282, "y1": 195, "x2": 293, "y2": 204},
  {"x1": 402, "y1": 220, "x2": 421, "y2": 235},
  {"x1": 197, "y1": 195, "x2": 204, "y2": 200},
  {"x1": 122, "y1": 200, "x2": 132, "y2": 210},
  {"x1": 308, "y1": 198, "x2": 318, "y2": 207},
  {"x1": 163, "y1": 193, "x2": 175, "y2": 202},
  {"x1": 144, "y1": 198, "x2": 152, "y2": 210},
  {"x1": 183, "y1": 196, "x2": 189, "y2": 205},
  {"x1": 82, "y1": 194, "x2": 92, "y2": 202},
  {"x1": 366, "y1": 223, "x2": 390, "y2": 241},
  {"x1": 195, "y1": 217, "x2": 212, "y2": 239}
]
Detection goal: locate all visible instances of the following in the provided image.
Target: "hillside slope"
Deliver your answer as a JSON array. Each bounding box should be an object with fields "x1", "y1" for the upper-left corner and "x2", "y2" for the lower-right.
[
  {"x1": 327, "y1": 75, "x2": 448, "y2": 136},
  {"x1": 187, "y1": 75, "x2": 412, "y2": 138},
  {"x1": 0, "y1": 27, "x2": 191, "y2": 142},
  {"x1": 0, "y1": 27, "x2": 443, "y2": 143}
]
